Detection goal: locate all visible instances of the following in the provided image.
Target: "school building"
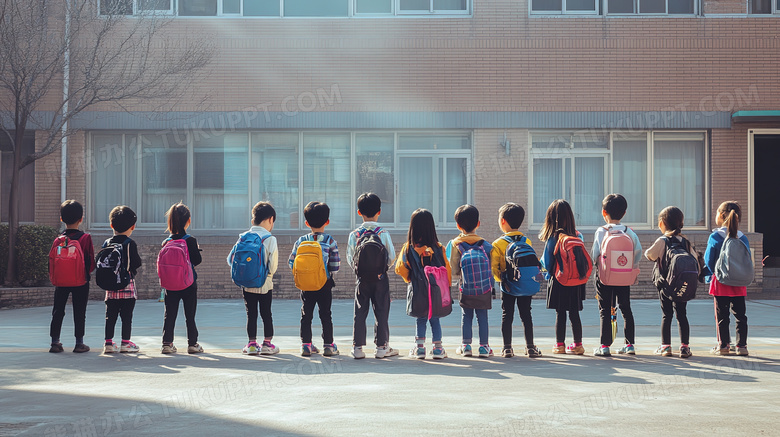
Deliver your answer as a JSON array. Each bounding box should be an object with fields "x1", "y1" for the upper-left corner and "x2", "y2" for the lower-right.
[{"x1": 11, "y1": 0, "x2": 780, "y2": 302}]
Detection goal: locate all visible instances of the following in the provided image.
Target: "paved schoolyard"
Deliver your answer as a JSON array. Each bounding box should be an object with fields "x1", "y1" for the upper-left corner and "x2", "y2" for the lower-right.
[{"x1": 1, "y1": 297, "x2": 779, "y2": 436}]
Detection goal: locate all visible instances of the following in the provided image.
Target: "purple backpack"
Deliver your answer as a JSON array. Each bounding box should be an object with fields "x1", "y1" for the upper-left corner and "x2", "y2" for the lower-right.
[{"x1": 157, "y1": 235, "x2": 194, "y2": 291}]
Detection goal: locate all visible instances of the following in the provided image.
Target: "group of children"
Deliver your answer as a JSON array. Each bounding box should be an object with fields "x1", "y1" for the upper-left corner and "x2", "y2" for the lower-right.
[{"x1": 48, "y1": 193, "x2": 753, "y2": 360}]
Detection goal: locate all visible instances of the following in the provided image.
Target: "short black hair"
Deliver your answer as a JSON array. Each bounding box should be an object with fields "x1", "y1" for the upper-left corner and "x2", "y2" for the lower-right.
[
  {"x1": 602, "y1": 194, "x2": 628, "y2": 220},
  {"x1": 252, "y1": 201, "x2": 276, "y2": 226},
  {"x1": 499, "y1": 203, "x2": 525, "y2": 229},
  {"x1": 357, "y1": 192, "x2": 381, "y2": 218},
  {"x1": 109, "y1": 206, "x2": 137, "y2": 233},
  {"x1": 60, "y1": 200, "x2": 83, "y2": 225},
  {"x1": 454, "y1": 204, "x2": 479, "y2": 233},
  {"x1": 304, "y1": 201, "x2": 330, "y2": 228}
]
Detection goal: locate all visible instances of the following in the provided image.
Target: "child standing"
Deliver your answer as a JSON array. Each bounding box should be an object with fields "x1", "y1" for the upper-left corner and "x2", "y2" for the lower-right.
[
  {"x1": 591, "y1": 194, "x2": 642, "y2": 357},
  {"x1": 704, "y1": 201, "x2": 751, "y2": 356},
  {"x1": 289, "y1": 201, "x2": 340, "y2": 357},
  {"x1": 160, "y1": 203, "x2": 204, "y2": 354},
  {"x1": 645, "y1": 206, "x2": 698, "y2": 358},
  {"x1": 539, "y1": 199, "x2": 589, "y2": 355},
  {"x1": 446, "y1": 204, "x2": 495, "y2": 358},
  {"x1": 98, "y1": 206, "x2": 141, "y2": 354},
  {"x1": 228, "y1": 202, "x2": 279, "y2": 356},
  {"x1": 347, "y1": 193, "x2": 398, "y2": 359},
  {"x1": 395, "y1": 208, "x2": 452, "y2": 360},
  {"x1": 48, "y1": 200, "x2": 95, "y2": 353},
  {"x1": 491, "y1": 203, "x2": 542, "y2": 358}
]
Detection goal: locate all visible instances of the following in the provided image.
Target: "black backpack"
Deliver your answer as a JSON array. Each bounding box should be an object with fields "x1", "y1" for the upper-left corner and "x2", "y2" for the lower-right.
[
  {"x1": 353, "y1": 228, "x2": 388, "y2": 282},
  {"x1": 95, "y1": 238, "x2": 131, "y2": 291},
  {"x1": 653, "y1": 236, "x2": 699, "y2": 302}
]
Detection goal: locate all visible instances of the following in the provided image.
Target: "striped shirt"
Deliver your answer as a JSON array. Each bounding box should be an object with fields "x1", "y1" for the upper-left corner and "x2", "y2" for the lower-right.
[{"x1": 105, "y1": 279, "x2": 137, "y2": 300}]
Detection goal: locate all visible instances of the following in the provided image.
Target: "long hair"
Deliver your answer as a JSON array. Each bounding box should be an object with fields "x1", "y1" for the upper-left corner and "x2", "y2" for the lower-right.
[
  {"x1": 406, "y1": 208, "x2": 439, "y2": 249},
  {"x1": 165, "y1": 202, "x2": 191, "y2": 235},
  {"x1": 658, "y1": 206, "x2": 684, "y2": 236},
  {"x1": 718, "y1": 201, "x2": 742, "y2": 238},
  {"x1": 538, "y1": 199, "x2": 577, "y2": 241}
]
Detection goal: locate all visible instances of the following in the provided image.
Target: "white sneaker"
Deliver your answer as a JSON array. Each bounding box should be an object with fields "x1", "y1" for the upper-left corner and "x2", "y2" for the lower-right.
[
  {"x1": 243, "y1": 342, "x2": 260, "y2": 355},
  {"x1": 260, "y1": 343, "x2": 279, "y2": 355},
  {"x1": 375, "y1": 346, "x2": 398, "y2": 359},
  {"x1": 120, "y1": 341, "x2": 140, "y2": 353},
  {"x1": 103, "y1": 342, "x2": 117, "y2": 354},
  {"x1": 351, "y1": 346, "x2": 366, "y2": 359}
]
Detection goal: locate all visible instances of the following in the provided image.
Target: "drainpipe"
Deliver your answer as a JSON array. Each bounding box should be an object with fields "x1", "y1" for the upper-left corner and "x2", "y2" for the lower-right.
[{"x1": 61, "y1": 0, "x2": 71, "y2": 204}]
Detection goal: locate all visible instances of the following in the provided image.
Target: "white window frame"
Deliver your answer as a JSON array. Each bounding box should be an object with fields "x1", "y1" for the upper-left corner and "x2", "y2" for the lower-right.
[
  {"x1": 529, "y1": 0, "x2": 599, "y2": 15},
  {"x1": 604, "y1": 0, "x2": 698, "y2": 15},
  {"x1": 528, "y1": 130, "x2": 708, "y2": 231},
  {"x1": 396, "y1": 0, "x2": 470, "y2": 15}
]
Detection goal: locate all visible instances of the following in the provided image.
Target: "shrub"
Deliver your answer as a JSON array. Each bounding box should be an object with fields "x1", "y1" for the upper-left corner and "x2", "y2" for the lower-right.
[{"x1": 15, "y1": 225, "x2": 59, "y2": 286}]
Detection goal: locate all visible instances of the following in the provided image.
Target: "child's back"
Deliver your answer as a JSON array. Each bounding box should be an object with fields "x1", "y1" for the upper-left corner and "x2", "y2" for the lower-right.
[
  {"x1": 645, "y1": 206, "x2": 695, "y2": 359},
  {"x1": 447, "y1": 204, "x2": 494, "y2": 358},
  {"x1": 490, "y1": 203, "x2": 542, "y2": 358},
  {"x1": 704, "y1": 201, "x2": 751, "y2": 356},
  {"x1": 48, "y1": 200, "x2": 95, "y2": 354},
  {"x1": 348, "y1": 193, "x2": 397, "y2": 359},
  {"x1": 590, "y1": 194, "x2": 641, "y2": 357},
  {"x1": 289, "y1": 201, "x2": 340, "y2": 357}
]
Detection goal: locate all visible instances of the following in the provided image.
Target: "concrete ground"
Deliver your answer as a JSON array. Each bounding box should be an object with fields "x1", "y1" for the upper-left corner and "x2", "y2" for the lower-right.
[{"x1": 1, "y1": 297, "x2": 779, "y2": 436}]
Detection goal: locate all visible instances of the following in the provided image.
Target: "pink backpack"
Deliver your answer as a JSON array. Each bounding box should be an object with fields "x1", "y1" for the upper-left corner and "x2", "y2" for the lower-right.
[
  {"x1": 598, "y1": 225, "x2": 640, "y2": 286},
  {"x1": 157, "y1": 236, "x2": 194, "y2": 291},
  {"x1": 424, "y1": 265, "x2": 452, "y2": 319}
]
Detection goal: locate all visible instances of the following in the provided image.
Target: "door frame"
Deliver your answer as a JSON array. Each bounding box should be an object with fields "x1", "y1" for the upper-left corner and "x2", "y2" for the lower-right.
[{"x1": 747, "y1": 129, "x2": 780, "y2": 232}]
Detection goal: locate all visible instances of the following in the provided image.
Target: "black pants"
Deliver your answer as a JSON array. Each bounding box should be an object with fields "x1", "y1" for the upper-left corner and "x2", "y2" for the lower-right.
[
  {"x1": 501, "y1": 294, "x2": 534, "y2": 348},
  {"x1": 595, "y1": 281, "x2": 635, "y2": 347},
  {"x1": 163, "y1": 283, "x2": 199, "y2": 346},
  {"x1": 715, "y1": 296, "x2": 748, "y2": 349},
  {"x1": 105, "y1": 299, "x2": 136, "y2": 341},
  {"x1": 300, "y1": 279, "x2": 334, "y2": 344},
  {"x1": 555, "y1": 309, "x2": 582, "y2": 344},
  {"x1": 50, "y1": 284, "x2": 90, "y2": 341},
  {"x1": 244, "y1": 290, "x2": 274, "y2": 340},
  {"x1": 353, "y1": 276, "x2": 390, "y2": 347},
  {"x1": 659, "y1": 292, "x2": 689, "y2": 345}
]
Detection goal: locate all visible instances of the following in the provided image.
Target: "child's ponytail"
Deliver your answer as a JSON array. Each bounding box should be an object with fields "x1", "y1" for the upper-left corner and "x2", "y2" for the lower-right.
[
  {"x1": 165, "y1": 202, "x2": 191, "y2": 235},
  {"x1": 658, "y1": 206, "x2": 684, "y2": 236},
  {"x1": 718, "y1": 201, "x2": 741, "y2": 239}
]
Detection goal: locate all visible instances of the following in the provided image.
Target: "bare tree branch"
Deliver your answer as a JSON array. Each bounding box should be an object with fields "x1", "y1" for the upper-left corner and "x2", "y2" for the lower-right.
[{"x1": 0, "y1": 0, "x2": 214, "y2": 284}]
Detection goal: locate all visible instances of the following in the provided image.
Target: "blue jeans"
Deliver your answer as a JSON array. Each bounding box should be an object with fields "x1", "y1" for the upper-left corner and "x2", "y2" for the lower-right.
[
  {"x1": 461, "y1": 308, "x2": 489, "y2": 345},
  {"x1": 416, "y1": 317, "x2": 442, "y2": 342}
]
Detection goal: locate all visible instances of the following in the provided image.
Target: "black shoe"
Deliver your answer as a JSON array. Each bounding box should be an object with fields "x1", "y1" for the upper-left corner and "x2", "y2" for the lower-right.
[
  {"x1": 49, "y1": 343, "x2": 64, "y2": 353},
  {"x1": 525, "y1": 346, "x2": 542, "y2": 358},
  {"x1": 73, "y1": 344, "x2": 90, "y2": 353}
]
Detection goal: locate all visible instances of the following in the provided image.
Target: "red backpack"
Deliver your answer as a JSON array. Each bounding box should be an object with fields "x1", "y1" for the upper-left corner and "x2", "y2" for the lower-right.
[
  {"x1": 48, "y1": 234, "x2": 87, "y2": 287},
  {"x1": 553, "y1": 233, "x2": 593, "y2": 286}
]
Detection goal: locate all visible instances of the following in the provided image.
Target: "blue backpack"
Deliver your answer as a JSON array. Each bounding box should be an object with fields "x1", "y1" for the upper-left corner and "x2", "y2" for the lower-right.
[
  {"x1": 458, "y1": 240, "x2": 494, "y2": 296},
  {"x1": 501, "y1": 235, "x2": 542, "y2": 296},
  {"x1": 230, "y1": 232, "x2": 270, "y2": 288}
]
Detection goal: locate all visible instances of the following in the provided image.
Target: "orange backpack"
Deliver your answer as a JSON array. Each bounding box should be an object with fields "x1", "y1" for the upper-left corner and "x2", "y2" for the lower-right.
[{"x1": 553, "y1": 233, "x2": 593, "y2": 286}]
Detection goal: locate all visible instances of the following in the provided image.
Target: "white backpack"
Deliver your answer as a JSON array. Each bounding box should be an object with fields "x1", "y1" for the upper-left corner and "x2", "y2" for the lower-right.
[{"x1": 714, "y1": 232, "x2": 754, "y2": 287}]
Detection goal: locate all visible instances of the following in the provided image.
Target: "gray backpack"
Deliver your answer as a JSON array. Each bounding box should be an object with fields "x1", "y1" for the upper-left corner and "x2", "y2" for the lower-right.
[{"x1": 714, "y1": 237, "x2": 754, "y2": 287}]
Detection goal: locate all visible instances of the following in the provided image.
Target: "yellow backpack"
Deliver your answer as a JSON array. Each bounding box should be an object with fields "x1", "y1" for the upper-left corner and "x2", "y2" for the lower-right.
[{"x1": 293, "y1": 240, "x2": 328, "y2": 291}]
